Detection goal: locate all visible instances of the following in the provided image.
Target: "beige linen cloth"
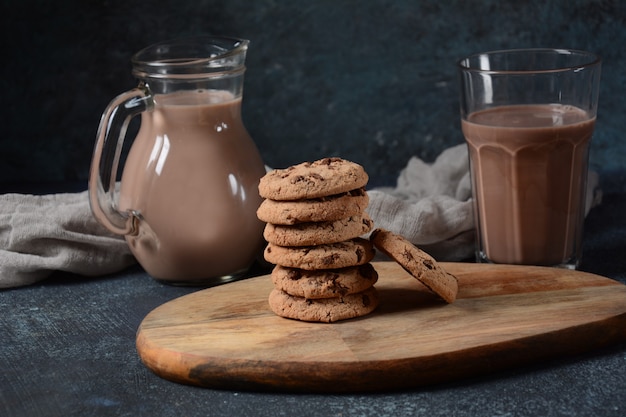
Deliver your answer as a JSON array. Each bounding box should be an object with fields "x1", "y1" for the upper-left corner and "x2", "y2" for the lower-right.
[
  {"x1": 367, "y1": 144, "x2": 476, "y2": 261},
  {"x1": 0, "y1": 191, "x2": 136, "y2": 288},
  {"x1": 0, "y1": 144, "x2": 602, "y2": 289}
]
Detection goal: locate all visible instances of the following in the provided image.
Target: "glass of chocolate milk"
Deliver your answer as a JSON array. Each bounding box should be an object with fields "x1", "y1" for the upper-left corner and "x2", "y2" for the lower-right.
[
  {"x1": 458, "y1": 49, "x2": 601, "y2": 269},
  {"x1": 89, "y1": 36, "x2": 267, "y2": 285}
]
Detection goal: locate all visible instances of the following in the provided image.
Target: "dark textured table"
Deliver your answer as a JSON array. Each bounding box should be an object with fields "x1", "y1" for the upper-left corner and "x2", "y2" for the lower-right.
[{"x1": 1, "y1": 173, "x2": 625, "y2": 417}]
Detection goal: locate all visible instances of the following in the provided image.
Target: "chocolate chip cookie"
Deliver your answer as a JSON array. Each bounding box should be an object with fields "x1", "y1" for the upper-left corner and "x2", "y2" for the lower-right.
[
  {"x1": 258, "y1": 157, "x2": 369, "y2": 200},
  {"x1": 256, "y1": 188, "x2": 369, "y2": 225},
  {"x1": 370, "y1": 228, "x2": 458, "y2": 303},
  {"x1": 268, "y1": 286, "x2": 379, "y2": 322},
  {"x1": 263, "y1": 213, "x2": 374, "y2": 247},
  {"x1": 271, "y1": 263, "x2": 378, "y2": 299},
  {"x1": 263, "y1": 238, "x2": 376, "y2": 270}
]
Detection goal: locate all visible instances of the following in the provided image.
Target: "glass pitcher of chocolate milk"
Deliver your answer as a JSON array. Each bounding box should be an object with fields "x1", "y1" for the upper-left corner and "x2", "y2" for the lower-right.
[
  {"x1": 458, "y1": 49, "x2": 601, "y2": 269},
  {"x1": 89, "y1": 36, "x2": 266, "y2": 285}
]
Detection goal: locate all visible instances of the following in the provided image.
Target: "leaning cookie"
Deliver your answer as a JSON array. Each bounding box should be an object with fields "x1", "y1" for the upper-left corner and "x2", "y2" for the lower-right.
[
  {"x1": 259, "y1": 157, "x2": 369, "y2": 201},
  {"x1": 263, "y1": 213, "x2": 374, "y2": 247},
  {"x1": 256, "y1": 188, "x2": 369, "y2": 225},
  {"x1": 264, "y1": 238, "x2": 376, "y2": 270},
  {"x1": 370, "y1": 228, "x2": 458, "y2": 303},
  {"x1": 268, "y1": 287, "x2": 379, "y2": 323},
  {"x1": 271, "y1": 263, "x2": 378, "y2": 299}
]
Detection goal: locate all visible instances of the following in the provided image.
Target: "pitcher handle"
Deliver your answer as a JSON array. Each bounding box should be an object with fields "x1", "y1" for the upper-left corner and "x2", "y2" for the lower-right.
[{"x1": 88, "y1": 87, "x2": 153, "y2": 236}]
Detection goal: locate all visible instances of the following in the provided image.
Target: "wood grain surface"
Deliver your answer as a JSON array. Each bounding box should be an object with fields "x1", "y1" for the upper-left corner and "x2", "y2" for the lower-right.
[{"x1": 136, "y1": 262, "x2": 626, "y2": 392}]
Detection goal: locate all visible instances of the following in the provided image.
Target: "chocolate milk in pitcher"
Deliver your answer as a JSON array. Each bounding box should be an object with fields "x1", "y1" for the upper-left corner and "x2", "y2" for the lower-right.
[
  {"x1": 118, "y1": 90, "x2": 266, "y2": 282},
  {"x1": 89, "y1": 37, "x2": 266, "y2": 285}
]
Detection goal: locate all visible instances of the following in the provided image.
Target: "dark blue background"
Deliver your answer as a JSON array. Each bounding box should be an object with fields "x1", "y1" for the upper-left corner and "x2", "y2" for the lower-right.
[{"x1": 1, "y1": 0, "x2": 624, "y2": 188}]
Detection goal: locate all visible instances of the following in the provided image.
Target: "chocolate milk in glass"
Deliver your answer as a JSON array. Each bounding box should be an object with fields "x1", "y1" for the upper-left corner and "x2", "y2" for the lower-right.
[
  {"x1": 458, "y1": 48, "x2": 601, "y2": 268},
  {"x1": 117, "y1": 90, "x2": 266, "y2": 281},
  {"x1": 462, "y1": 104, "x2": 595, "y2": 266}
]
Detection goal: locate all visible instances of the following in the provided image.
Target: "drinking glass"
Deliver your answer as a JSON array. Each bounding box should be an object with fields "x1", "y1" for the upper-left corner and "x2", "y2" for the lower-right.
[{"x1": 458, "y1": 49, "x2": 601, "y2": 269}]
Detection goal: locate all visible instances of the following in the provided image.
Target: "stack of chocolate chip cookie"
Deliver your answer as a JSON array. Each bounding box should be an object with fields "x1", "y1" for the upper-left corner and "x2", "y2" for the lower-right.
[{"x1": 257, "y1": 157, "x2": 379, "y2": 322}]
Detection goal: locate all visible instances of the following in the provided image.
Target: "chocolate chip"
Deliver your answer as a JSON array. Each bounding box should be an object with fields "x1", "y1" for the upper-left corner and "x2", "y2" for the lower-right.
[
  {"x1": 290, "y1": 175, "x2": 306, "y2": 184},
  {"x1": 322, "y1": 253, "x2": 341, "y2": 265},
  {"x1": 362, "y1": 294, "x2": 371, "y2": 307},
  {"x1": 329, "y1": 274, "x2": 349, "y2": 296},
  {"x1": 287, "y1": 269, "x2": 302, "y2": 280}
]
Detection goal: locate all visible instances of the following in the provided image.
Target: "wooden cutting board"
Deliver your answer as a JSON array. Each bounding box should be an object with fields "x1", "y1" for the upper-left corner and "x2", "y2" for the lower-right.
[{"x1": 136, "y1": 262, "x2": 626, "y2": 392}]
